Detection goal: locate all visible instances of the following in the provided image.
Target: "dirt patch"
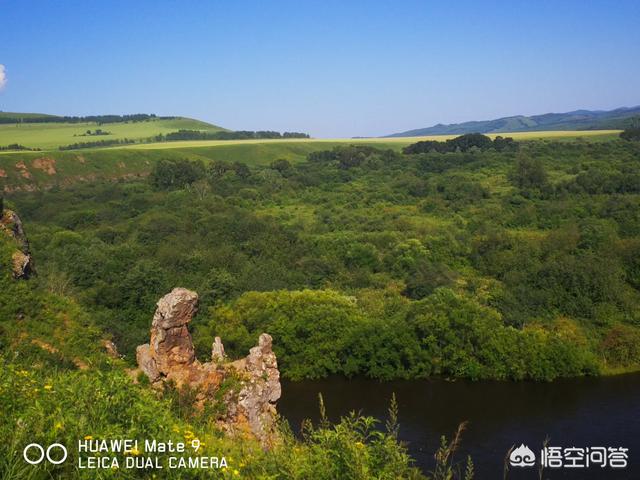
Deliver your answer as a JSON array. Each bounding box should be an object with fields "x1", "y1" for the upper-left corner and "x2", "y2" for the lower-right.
[
  {"x1": 32, "y1": 338, "x2": 58, "y2": 354},
  {"x1": 32, "y1": 157, "x2": 57, "y2": 175},
  {"x1": 60, "y1": 173, "x2": 98, "y2": 187},
  {"x1": 76, "y1": 155, "x2": 86, "y2": 164},
  {"x1": 15, "y1": 161, "x2": 32, "y2": 179},
  {"x1": 117, "y1": 161, "x2": 126, "y2": 168},
  {"x1": 31, "y1": 338, "x2": 89, "y2": 370},
  {"x1": 3, "y1": 184, "x2": 37, "y2": 193},
  {"x1": 0, "y1": 169, "x2": 6, "y2": 178}
]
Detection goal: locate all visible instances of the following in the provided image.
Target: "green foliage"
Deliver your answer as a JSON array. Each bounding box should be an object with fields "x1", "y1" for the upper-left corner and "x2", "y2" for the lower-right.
[
  {"x1": 155, "y1": 129, "x2": 309, "y2": 142},
  {"x1": 431, "y1": 423, "x2": 472, "y2": 480},
  {"x1": 620, "y1": 126, "x2": 640, "y2": 141},
  {"x1": 509, "y1": 155, "x2": 548, "y2": 189},
  {"x1": 403, "y1": 134, "x2": 516, "y2": 154},
  {"x1": 7, "y1": 139, "x2": 640, "y2": 381},
  {"x1": 0, "y1": 358, "x2": 425, "y2": 479},
  {"x1": 196, "y1": 287, "x2": 598, "y2": 381},
  {"x1": 4, "y1": 136, "x2": 640, "y2": 478},
  {"x1": 408, "y1": 289, "x2": 597, "y2": 380},
  {"x1": 150, "y1": 158, "x2": 205, "y2": 189},
  {"x1": 0, "y1": 113, "x2": 163, "y2": 124},
  {"x1": 600, "y1": 323, "x2": 640, "y2": 367},
  {"x1": 59, "y1": 138, "x2": 135, "y2": 150},
  {"x1": 203, "y1": 290, "x2": 360, "y2": 379},
  {"x1": 0, "y1": 235, "x2": 427, "y2": 480}
]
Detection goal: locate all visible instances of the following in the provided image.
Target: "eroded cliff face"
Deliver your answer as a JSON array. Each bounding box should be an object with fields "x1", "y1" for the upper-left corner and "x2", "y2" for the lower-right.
[
  {"x1": 0, "y1": 204, "x2": 34, "y2": 279},
  {"x1": 136, "y1": 288, "x2": 281, "y2": 446}
]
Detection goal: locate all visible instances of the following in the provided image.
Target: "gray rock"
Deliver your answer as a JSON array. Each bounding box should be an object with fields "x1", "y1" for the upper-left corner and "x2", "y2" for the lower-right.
[
  {"x1": 211, "y1": 336, "x2": 225, "y2": 362},
  {"x1": 136, "y1": 289, "x2": 282, "y2": 446},
  {"x1": 149, "y1": 288, "x2": 198, "y2": 374}
]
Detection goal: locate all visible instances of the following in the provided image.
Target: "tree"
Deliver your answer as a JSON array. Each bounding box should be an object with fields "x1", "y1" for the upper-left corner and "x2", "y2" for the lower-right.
[
  {"x1": 620, "y1": 126, "x2": 640, "y2": 141},
  {"x1": 509, "y1": 155, "x2": 547, "y2": 189},
  {"x1": 149, "y1": 159, "x2": 205, "y2": 189},
  {"x1": 233, "y1": 162, "x2": 251, "y2": 179},
  {"x1": 270, "y1": 158, "x2": 292, "y2": 174}
]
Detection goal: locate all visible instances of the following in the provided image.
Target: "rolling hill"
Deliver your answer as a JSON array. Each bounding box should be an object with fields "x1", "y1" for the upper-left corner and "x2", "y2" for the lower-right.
[
  {"x1": 386, "y1": 105, "x2": 640, "y2": 137},
  {"x1": 0, "y1": 112, "x2": 226, "y2": 149}
]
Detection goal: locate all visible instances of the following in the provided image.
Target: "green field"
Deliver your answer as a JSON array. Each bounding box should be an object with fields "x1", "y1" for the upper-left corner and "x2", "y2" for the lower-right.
[
  {"x1": 0, "y1": 118, "x2": 621, "y2": 153},
  {"x1": 0, "y1": 128, "x2": 623, "y2": 193},
  {"x1": 126, "y1": 129, "x2": 621, "y2": 150},
  {"x1": 0, "y1": 116, "x2": 225, "y2": 150}
]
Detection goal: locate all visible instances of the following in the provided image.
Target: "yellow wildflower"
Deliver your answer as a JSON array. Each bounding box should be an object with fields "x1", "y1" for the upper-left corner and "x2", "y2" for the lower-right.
[
  {"x1": 44, "y1": 385, "x2": 53, "y2": 390},
  {"x1": 84, "y1": 435, "x2": 93, "y2": 440}
]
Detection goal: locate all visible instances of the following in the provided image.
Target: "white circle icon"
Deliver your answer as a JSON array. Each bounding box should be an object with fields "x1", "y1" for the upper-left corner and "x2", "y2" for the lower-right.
[
  {"x1": 46, "y1": 443, "x2": 68, "y2": 464},
  {"x1": 23, "y1": 443, "x2": 45, "y2": 465}
]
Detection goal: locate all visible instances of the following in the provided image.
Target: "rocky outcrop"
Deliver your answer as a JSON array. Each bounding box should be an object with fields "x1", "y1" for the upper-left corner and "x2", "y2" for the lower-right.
[
  {"x1": 230, "y1": 333, "x2": 281, "y2": 443},
  {"x1": 102, "y1": 339, "x2": 121, "y2": 359},
  {"x1": 0, "y1": 203, "x2": 34, "y2": 279},
  {"x1": 148, "y1": 288, "x2": 198, "y2": 375},
  {"x1": 136, "y1": 288, "x2": 281, "y2": 446}
]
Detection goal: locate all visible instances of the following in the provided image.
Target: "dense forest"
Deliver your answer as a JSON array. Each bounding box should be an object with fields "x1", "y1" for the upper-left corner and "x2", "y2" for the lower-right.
[
  {"x1": 0, "y1": 143, "x2": 40, "y2": 151},
  {"x1": 154, "y1": 130, "x2": 310, "y2": 142},
  {"x1": 7, "y1": 136, "x2": 640, "y2": 382},
  {"x1": 58, "y1": 138, "x2": 136, "y2": 150}
]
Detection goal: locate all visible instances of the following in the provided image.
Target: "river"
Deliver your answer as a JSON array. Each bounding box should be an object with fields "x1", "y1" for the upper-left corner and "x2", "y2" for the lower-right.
[{"x1": 279, "y1": 373, "x2": 640, "y2": 479}]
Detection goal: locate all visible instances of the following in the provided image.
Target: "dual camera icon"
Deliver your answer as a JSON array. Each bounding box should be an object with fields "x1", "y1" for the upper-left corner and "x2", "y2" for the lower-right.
[{"x1": 23, "y1": 443, "x2": 68, "y2": 465}]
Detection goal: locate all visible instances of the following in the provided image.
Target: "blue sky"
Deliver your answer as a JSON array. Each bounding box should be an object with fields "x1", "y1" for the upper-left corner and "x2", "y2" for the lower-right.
[{"x1": 0, "y1": 0, "x2": 639, "y2": 137}]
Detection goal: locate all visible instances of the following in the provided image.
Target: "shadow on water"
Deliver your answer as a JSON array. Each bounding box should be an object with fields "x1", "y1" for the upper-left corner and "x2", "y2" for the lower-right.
[{"x1": 279, "y1": 373, "x2": 640, "y2": 479}]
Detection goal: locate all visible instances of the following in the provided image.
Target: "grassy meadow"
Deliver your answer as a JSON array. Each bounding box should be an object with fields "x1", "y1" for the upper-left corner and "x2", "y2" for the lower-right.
[{"x1": 0, "y1": 116, "x2": 225, "y2": 150}]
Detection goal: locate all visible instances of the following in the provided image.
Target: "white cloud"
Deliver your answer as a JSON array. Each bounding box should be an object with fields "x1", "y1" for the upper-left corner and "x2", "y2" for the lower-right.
[{"x1": 0, "y1": 64, "x2": 6, "y2": 89}]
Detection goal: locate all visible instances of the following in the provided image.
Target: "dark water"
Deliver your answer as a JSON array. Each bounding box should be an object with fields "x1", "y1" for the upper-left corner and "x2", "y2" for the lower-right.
[{"x1": 279, "y1": 374, "x2": 640, "y2": 479}]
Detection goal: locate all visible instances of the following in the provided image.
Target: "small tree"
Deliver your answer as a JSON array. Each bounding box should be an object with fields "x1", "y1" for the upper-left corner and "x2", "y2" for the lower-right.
[
  {"x1": 620, "y1": 126, "x2": 640, "y2": 141},
  {"x1": 270, "y1": 158, "x2": 291, "y2": 174},
  {"x1": 509, "y1": 155, "x2": 548, "y2": 189}
]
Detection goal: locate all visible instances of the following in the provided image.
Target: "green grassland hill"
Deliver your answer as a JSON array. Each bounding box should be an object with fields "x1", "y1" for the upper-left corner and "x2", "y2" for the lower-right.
[{"x1": 0, "y1": 112, "x2": 226, "y2": 150}]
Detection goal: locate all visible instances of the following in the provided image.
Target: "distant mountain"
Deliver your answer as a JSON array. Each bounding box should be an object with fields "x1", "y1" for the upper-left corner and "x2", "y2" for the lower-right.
[{"x1": 386, "y1": 106, "x2": 640, "y2": 137}]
